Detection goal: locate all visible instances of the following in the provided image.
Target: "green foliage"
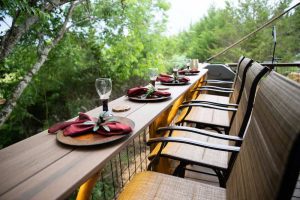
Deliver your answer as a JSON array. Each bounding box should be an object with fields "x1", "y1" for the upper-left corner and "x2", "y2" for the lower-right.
[
  {"x1": 175, "y1": 0, "x2": 299, "y2": 63},
  {"x1": 0, "y1": 0, "x2": 171, "y2": 148},
  {"x1": 0, "y1": 0, "x2": 299, "y2": 150}
]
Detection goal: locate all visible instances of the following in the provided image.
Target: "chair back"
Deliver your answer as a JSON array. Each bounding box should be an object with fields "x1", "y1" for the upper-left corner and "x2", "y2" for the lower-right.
[
  {"x1": 229, "y1": 62, "x2": 269, "y2": 135},
  {"x1": 229, "y1": 57, "x2": 253, "y2": 104},
  {"x1": 226, "y1": 72, "x2": 300, "y2": 199},
  {"x1": 230, "y1": 56, "x2": 245, "y2": 86}
]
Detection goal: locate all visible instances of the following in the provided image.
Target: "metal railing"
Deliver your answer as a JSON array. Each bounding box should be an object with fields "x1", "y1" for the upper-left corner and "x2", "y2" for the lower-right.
[
  {"x1": 68, "y1": 130, "x2": 150, "y2": 200},
  {"x1": 227, "y1": 62, "x2": 300, "y2": 83}
]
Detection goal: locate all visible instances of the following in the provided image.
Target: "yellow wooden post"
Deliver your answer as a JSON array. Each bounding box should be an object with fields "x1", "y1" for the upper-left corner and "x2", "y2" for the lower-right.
[{"x1": 76, "y1": 172, "x2": 100, "y2": 200}]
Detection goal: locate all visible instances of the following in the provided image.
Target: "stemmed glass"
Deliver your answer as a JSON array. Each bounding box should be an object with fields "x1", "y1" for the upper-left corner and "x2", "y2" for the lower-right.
[
  {"x1": 186, "y1": 59, "x2": 191, "y2": 70},
  {"x1": 173, "y1": 66, "x2": 179, "y2": 82},
  {"x1": 148, "y1": 68, "x2": 158, "y2": 86},
  {"x1": 190, "y1": 59, "x2": 199, "y2": 70},
  {"x1": 95, "y1": 78, "x2": 112, "y2": 112}
]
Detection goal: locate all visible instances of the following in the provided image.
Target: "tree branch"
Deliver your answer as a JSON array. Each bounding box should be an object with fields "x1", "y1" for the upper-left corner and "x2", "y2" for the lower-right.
[
  {"x1": 0, "y1": 16, "x2": 39, "y2": 61},
  {"x1": 0, "y1": 0, "x2": 72, "y2": 61},
  {"x1": 1, "y1": 19, "x2": 11, "y2": 28},
  {"x1": 0, "y1": 1, "x2": 79, "y2": 127},
  {"x1": 66, "y1": 16, "x2": 98, "y2": 30}
]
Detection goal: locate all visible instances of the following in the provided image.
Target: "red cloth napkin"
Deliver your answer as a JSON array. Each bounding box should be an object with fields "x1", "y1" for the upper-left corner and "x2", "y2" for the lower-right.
[
  {"x1": 127, "y1": 87, "x2": 171, "y2": 97},
  {"x1": 157, "y1": 76, "x2": 173, "y2": 83},
  {"x1": 178, "y1": 69, "x2": 200, "y2": 75},
  {"x1": 159, "y1": 73, "x2": 172, "y2": 77},
  {"x1": 127, "y1": 87, "x2": 148, "y2": 97},
  {"x1": 191, "y1": 69, "x2": 200, "y2": 73},
  {"x1": 156, "y1": 73, "x2": 172, "y2": 81},
  {"x1": 48, "y1": 112, "x2": 132, "y2": 136},
  {"x1": 158, "y1": 76, "x2": 190, "y2": 83}
]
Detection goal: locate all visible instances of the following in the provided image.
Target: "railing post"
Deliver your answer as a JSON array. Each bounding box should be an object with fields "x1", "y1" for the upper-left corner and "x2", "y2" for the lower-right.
[{"x1": 76, "y1": 172, "x2": 101, "y2": 200}]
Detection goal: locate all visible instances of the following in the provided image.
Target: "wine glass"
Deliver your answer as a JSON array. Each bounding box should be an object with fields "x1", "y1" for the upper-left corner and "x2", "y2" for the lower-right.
[
  {"x1": 95, "y1": 78, "x2": 112, "y2": 112},
  {"x1": 173, "y1": 66, "x2": 179, "y2": 82},
  {"x1": 190, "y1": 59, "x2": 199, "y2": 70},
  {"x1": 148, "y1": 68, "x2": 158, "y2": 86},
  {"x1": 186, "y1": 59, "x2": 191, "y2": 70}
]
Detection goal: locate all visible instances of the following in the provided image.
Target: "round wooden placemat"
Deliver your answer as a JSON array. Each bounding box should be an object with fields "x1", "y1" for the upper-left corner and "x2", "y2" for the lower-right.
[{"x1": 112, "y1": 105, "x2": 131, "y2": 112}]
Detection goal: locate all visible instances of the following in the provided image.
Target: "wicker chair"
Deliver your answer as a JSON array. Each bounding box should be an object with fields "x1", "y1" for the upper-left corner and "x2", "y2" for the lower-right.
[
  {"x1": 199, "y1": 56, "x2": 244, "y2": 88},
  {"x1": 176, "y1": 60, "x2": 266, "y2": 134},
  {"x1": 148, "y1": 62, "x2": 270, "y2": 186},
  {"x1": 118, "y1": 71, "x2": 300, "y2": 200},
  {"x1": 184, "y1": 57, "x2": 252, "y2": 109}
]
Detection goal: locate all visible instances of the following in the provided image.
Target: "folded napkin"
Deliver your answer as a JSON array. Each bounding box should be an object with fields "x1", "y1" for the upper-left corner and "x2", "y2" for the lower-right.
[
  {"x1": 48, "y1": 112, "x2": 132, "y2": 136},
  {"x1": 159, "y1": 73, "x2": 172, "y2": 78},
  {"x1": 158, "y1": 76, "x2": 190, "y2": 83},
  {"x1": 127, "y1": 86, "x2": 171, "y2": 97},
  {"x1": 178, "y1": 69, "x2": 200, "y2": 75},
  {"x1": 157, "y1": 76, "x2": 173, "y2": 82}
]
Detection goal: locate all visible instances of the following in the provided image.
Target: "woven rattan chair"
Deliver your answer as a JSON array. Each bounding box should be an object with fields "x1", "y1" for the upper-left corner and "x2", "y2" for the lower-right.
[
  {"x1": 176, "y1": 60, "x2": 266, "y2": 134},
  {"x1": 196, "y1": 56, "x2": 245, "y2": 92},
  {"x1": 148, "y1": 62, "x2": 270, "y2": 186},
  {"x1": 185, "y1": 56, "x2": 251, "y2": 109},
  {"x1": 199, "y1": 56, "x2": 244, "y2": 88},
  {"x1": 118, "y1": 71, "x2": 300, "y2": 200}
]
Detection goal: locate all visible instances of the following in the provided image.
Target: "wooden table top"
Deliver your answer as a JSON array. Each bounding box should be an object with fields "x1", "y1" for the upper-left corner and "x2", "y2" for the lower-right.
[{"x1": 0, "y1": 69, "x2": 207, "y2": 200}]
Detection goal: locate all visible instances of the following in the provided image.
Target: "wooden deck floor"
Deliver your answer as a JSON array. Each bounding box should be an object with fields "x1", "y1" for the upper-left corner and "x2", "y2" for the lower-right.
[
  {"x1": 185, "y1": 165, "x2": 219, "y2": 186},
  {"x1": 165, "y1": 158, "x2": 219, "y2": 186}
]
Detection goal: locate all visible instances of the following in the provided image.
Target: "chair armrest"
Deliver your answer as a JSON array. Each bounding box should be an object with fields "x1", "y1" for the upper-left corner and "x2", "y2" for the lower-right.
[
  {"x1": 201, "y1": 80, "x2": 234, "y2": 84},
  {"x1": 147, "y1": 137, "x2": 240, "y2": 153},
  {"x1": 194, "y1": 88, "x2": 234, "y2": 93},
  {"x1": 199, "y1": 85, "x2": 234, "y2": 91},
  {"x1": 179, "y1": 103, "x2": 238, "y2": 112},
  {"x1": 182, "y1": 100, "x2": 238, "y2": 108},
  {"x1": 157, "y1": 126, "x2": 243, "y2": 142}
]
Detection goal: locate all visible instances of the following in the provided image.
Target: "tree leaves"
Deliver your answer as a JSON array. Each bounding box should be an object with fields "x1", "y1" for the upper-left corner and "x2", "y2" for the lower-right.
[
  {"x1": 1, "y1": 0, "x2": 298, "y2": 149},
  {"x1": 175, "y1": 0, "x2": 299, "y2": 63}
]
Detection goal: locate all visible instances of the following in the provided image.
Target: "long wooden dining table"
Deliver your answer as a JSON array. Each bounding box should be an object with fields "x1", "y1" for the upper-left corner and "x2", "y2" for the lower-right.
[{"x1": 0, "y1": 69, "x2": 208, "y2": 200}]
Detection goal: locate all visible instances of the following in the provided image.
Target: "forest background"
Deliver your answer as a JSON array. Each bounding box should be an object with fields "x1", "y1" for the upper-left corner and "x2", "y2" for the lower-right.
[{"x1": 0, "y1": 0, "x2": 299, "y2": 148}]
